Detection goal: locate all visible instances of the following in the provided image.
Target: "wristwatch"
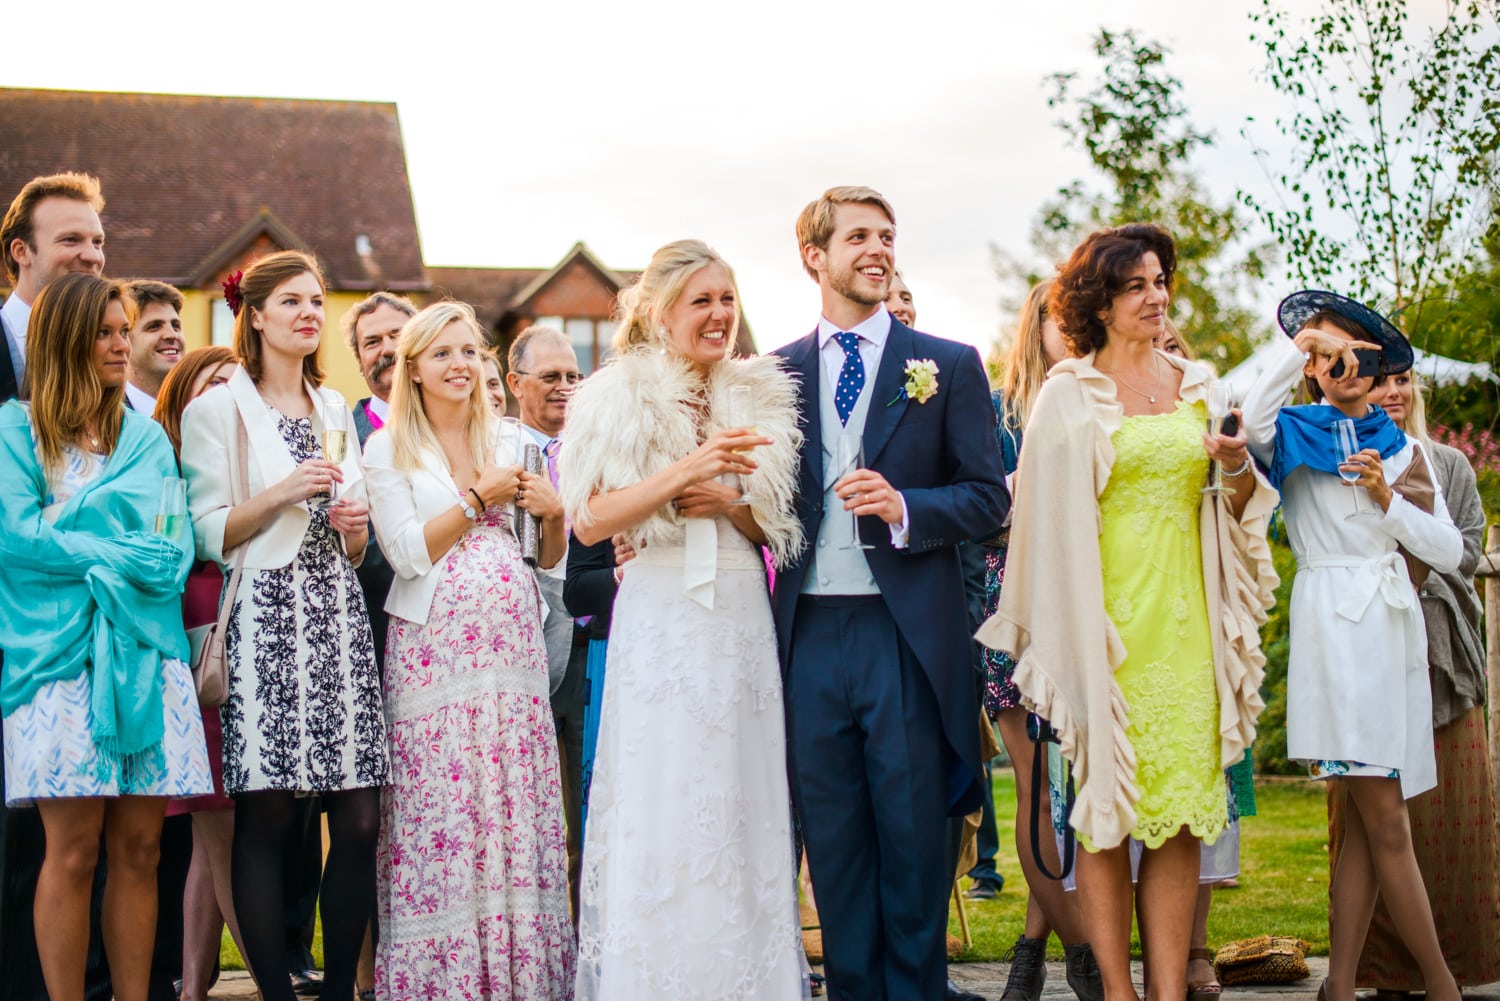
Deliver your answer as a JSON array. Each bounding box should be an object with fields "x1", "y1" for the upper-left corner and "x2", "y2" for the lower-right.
[{"x1": 459, "y1": 496, "x2": 478, "y2": 520}]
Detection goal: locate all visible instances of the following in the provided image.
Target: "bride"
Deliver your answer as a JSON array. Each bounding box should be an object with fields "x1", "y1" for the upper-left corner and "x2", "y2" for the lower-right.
[{"x1": 561, "y1": 240, "x2": 804, "y2": 1000}]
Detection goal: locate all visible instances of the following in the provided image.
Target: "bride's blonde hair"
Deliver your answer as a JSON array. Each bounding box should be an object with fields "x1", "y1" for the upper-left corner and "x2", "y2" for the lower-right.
[
  {"x1": 387, "y1": 301, "x2": 494, "y2": 473},
  {"x1": 612, "y1": 239, "x2": 740, "y2": 354}
]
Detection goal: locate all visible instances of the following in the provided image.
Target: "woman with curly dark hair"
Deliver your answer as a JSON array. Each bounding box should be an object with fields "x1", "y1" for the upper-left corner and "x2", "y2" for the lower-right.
[{"x1": 979, "y1": 224, "x2": 1280, "y2": 1001}]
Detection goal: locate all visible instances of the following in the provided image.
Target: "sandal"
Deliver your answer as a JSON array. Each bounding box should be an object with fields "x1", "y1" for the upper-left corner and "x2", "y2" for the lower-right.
[{"x1": 1187, "y1": 947, "x2": 1222, "y2": 1001}]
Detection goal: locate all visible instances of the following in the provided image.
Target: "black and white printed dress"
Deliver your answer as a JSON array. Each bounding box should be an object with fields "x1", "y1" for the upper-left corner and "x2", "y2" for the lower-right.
[{"x1": 221, "y1": 411, "x2": 389, "y2": 795}]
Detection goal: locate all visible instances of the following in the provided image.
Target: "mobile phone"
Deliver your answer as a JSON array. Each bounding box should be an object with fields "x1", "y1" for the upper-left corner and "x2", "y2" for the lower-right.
[
  {"x1": 1219, "y1": 413, "x2": 1240, "y2": 437},
  {"x1": 1328, "y1": 349, "x2": 1381, "y2": 380}
]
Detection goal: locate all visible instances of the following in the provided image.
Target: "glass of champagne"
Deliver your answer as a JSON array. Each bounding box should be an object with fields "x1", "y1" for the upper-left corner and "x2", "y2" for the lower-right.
[
  {"x1": 834, "y1": 430, "x2": 873, "y2": 550},
  {"x1": 156, "y1": 477, "x2": 187, "y2": 538},
  {"x1": 726, "y1": 385, "x2": 757, "y2": 506},
  {"x1": 321, "y1": 406, "x2": 349, "y2": 508},
  {"x1": 1331, "y1": 418, "x2": 1366, "y2": 519},
  {"x1": 1202, "y1": 382, "x2": 1233, "y2": 495}
]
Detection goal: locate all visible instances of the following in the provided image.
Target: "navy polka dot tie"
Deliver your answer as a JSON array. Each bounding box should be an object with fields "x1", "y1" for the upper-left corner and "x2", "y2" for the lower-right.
[{"x1": 834, "y1": 331, "x2": 865, "y2": 425}]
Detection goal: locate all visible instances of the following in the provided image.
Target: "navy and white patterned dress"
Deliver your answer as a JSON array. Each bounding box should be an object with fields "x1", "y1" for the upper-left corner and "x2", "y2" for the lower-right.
[
  {"x1": 3, "y1": 445, "x2": 213, "y2": 805},
  {"x1": 220, "y1": 412, "x2": 388, "y2": 795}
]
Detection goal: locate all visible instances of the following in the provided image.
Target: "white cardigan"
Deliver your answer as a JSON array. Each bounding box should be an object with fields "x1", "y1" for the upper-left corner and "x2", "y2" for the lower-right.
[
  {"x1": 363, "y1": 416, "x2": 525, "y2": 626},
  {"x1": 181, "y1": 366, "x2": 365, "y2": 570}
]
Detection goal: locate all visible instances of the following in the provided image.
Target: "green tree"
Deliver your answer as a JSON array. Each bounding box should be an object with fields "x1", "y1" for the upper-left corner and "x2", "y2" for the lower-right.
[
  {"x1": 997, "y1": 28, "x2": 1272, "y2": 365},
  {"x1": 1242, "y1": 0, "x2": 1500, "y2": 338}
]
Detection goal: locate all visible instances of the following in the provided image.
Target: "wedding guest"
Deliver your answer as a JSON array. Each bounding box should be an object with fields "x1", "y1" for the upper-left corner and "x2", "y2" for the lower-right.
[
  {"x1": 180, "y1": 251, "x2": 388, "y2": 1001},
  {"x1": 483, "y1": 348, "x2": 506, "y2": 415},
  {"x1": 563, "y1": 239, "x2": 804, "y2": 998},
  {"x1": 1240, "y1": 291, "x2": 1462, "y2": 1001},
  {"x1": 123, "y1": 280, "x2": 185, "y2": 414},
  {"x1": 153, "y1": 346, "x2": 247, "y2": 1001},
  {"x1": 365, "y1": 300, "x2": 574, "y2": 998},
  {"x1": 985, "y1": 279, "x2": 1102, "y2": 1001},
  {"x1": 885, "y1": 270, "x2": 915, "y2": 327},
  {"x1": 0, "y1": 272, "x2": 212, "y2": 1001},
  {"x1": 1325, "y1": 364, "x2": 1498, "y2": 994},
  {"x1": 980, "y1": 224, "x2": 1278, "y2": 1001}
]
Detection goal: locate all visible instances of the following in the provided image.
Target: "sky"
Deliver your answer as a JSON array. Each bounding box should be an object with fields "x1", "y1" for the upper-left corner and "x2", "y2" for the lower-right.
[{"x1": 4, "y1": 0, "x2": 1327, "y2": 354}]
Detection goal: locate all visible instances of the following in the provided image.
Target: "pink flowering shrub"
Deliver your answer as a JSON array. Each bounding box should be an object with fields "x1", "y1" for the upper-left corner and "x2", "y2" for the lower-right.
[{"x1": 1431, "y1": 422, "x2": 1500, "y2": 520}]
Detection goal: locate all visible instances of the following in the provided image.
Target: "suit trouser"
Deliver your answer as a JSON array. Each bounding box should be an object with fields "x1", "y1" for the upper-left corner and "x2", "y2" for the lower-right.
[{"x1": 785, "y1": 595, "x2": 951, "y2": 1001}]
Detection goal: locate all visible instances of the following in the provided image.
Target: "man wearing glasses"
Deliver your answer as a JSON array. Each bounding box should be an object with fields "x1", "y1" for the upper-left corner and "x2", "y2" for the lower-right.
[{"x1": 505, "y1": 324, "x2": 587, "y2": 923}]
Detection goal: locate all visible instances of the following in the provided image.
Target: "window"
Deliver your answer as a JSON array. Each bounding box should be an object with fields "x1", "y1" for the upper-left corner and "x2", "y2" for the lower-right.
[
  {"x1": 211, "y1": 298, "x2": 234, "y2": 346},
  {"x1": 566, "y1": 318, "x2": 597, "y2": 374}
]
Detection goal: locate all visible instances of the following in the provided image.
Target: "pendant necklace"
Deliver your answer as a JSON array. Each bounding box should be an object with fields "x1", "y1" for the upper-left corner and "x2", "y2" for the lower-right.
[{"x1": 1104, "y1": 355, "x2": 1164, "y2": 404}]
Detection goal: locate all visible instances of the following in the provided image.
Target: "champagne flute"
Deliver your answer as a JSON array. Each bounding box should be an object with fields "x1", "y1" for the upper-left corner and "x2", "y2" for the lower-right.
[
  {"x1": 321, "y1": 407, "x2": 349, "y2": 509},
  {"x1": 1202, "y1": 382, "x2": 1233, "y2": 495},
  {"x1": 156, "y1": 477, "x2": 187, "y2": 538},
  {"x1": 726, "y1": 385, "x2": 757, "y2": 506},
  {"x1": 834, "y1": 430, "x2": 874, "y2": 550},
  {"x1": 1331, "y1": 418, "x2": 1365, "y2": 519}
]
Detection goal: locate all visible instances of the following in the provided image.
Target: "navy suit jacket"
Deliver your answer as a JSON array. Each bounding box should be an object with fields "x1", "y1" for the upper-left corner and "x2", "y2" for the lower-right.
[
  {"x1": 771, "y1": 318, "x2": 1010, "y2": 810},
  {"x1": 0, "y1": 295, "x2": 18, "y2": 403}
]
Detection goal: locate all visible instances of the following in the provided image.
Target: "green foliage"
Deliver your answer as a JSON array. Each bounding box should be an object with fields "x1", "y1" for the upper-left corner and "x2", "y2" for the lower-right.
[
  {"x1": 1242, "y1": 0, "x2": 1500, "y2": 316},
  {"x1": 997, "y1": 28, "x2": 1273, "y2": 367},
  {"x1": 951, "y1": 772, "x2": 1333, "y2": 958}
]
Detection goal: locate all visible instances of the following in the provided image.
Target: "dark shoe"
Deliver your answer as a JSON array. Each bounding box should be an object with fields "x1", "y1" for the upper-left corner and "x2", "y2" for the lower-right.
[
  {"x1": 965, "y1": 877, "x2": 1004, "y2": 900},
  {"x1": 289, "y1": 968, "x2": 324, "y2": 996},
  {"x1": 1001, "y1": 934, "x2": 1047, "y2": 1001},
  {"x1": 947, "y1": 977, "x2": 987, "y2": 1001},
  {"x1": 358, "y1": 990, "x2": 376, "y2": 1001},
  {"x1": 808, "y1": 972, "x2": 826, "y2": 997},
  {"x1": 1065, "y1": 941, "x2": 1105, "y2": 1001}
]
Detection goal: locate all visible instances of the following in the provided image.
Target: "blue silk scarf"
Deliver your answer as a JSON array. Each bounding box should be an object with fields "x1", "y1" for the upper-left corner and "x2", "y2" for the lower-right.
[{"x1": 1269, "y1": 403, "x2": 1406, "y2": 489}]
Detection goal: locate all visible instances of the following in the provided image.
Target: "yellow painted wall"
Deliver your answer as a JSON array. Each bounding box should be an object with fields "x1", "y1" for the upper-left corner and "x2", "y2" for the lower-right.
[{"x1": 179, "y1": 290, "x2": 373, "y2": 405}]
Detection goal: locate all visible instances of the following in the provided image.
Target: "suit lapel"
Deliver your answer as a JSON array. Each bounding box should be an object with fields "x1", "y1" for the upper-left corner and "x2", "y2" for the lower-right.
[
  {"x1": 0, "y1": 302, "x2": 19, "y2": 403},
  {"x1": 785, "y1": 331, "x2": 823, "y2": 510},
  {"x1": 863, "y1": 319, "x2": 914, "y2": 466}
]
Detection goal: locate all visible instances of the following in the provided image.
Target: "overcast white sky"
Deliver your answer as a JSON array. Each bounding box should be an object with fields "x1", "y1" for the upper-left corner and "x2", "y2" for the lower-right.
[{"x1": 5, "y1": 0, "x2": 1349, "y2": 354}]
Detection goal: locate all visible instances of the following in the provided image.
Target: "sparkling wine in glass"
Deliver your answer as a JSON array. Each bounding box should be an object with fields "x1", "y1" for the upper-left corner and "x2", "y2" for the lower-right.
[
  {"x1": 156, "y1": 477, "x2": 187, "y2": 538},
  {"x1": 726, "y1": 385, "x2": 757, "y2": 506},
  {"x1": 834, "y1": 430, "x2": 874, "y2": 551},
  {"x1": 321, "y1": 407, "x2": 349, "y2": 508},
  {"x1": 1202, "y1": 382, "x2": 1233, "y2": 496},
  {"x1": 1331, "y1": 418, "x2": 1365, "y2": 519}
]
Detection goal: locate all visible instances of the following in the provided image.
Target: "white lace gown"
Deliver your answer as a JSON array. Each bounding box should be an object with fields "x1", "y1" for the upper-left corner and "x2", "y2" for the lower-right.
[{"x1": 574, "y1": 520, "x2": 801, "y2": 1000}]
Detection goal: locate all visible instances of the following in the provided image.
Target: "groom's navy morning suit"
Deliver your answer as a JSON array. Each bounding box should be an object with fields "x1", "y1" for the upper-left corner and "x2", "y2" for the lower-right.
[{"x1": 772, "y1": 314, "x2": 1008, "y2": 1000}]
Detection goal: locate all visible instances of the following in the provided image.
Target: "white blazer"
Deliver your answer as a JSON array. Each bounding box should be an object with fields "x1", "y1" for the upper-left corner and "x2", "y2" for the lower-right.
[
  {"x1": 364, "y1": 415, "x2": 525, "y2": 626},
  {"x1": 182, "y1": 365, "x2": 366, "y2": 570}
]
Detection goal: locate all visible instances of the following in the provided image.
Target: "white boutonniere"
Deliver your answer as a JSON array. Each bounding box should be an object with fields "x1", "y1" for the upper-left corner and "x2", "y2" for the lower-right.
[{"x1": 890, "y1": 358, "x2": 940, "y2": 406}]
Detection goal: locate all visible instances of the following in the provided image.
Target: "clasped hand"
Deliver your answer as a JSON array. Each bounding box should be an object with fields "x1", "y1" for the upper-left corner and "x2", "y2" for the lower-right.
[
  {"x1": 1339, "y1": 448, "x2": 1392, "y2": 510},
  {"x1": 834, "y1": 468, "x2": 904, "y2": 525},
  {"x1": 1202, "y1": 407, "x2": 1251, "y2": 471}
]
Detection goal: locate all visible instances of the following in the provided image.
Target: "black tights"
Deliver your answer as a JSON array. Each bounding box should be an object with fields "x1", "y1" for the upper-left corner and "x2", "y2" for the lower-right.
[{"x1": 232, "y1": 788, "x2": 379, "y2": 1001}]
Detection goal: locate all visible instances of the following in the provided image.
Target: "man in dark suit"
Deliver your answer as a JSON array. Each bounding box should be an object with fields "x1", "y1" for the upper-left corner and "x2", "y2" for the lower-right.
[
  {"x1": 122, "y1": 279, "x2": 186, "y2": 414},
  {"x1": 772, "y1": 186, "x2": 1009, "y2": 1001},
  {"x1": 0, "y1": 171, "x2": 110, "y2": 1001}
]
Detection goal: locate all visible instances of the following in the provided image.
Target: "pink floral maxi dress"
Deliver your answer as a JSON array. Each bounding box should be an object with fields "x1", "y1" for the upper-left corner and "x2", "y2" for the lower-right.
[{"x1": 375, "y1": 505, "x2": 576, "y2": 1000}]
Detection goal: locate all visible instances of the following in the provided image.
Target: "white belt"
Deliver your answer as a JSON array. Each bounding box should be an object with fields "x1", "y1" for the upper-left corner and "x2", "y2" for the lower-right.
[
  {"x1": 1302, "y1": 552, "x2": 1414, "y2": 621},
  {"x1": 630, "y1": 524, "x2": 765, "y2": 610}
]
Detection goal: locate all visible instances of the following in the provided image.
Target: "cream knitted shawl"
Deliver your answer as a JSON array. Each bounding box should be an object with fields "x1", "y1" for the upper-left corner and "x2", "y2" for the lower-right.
[
  {"x1": 976, "y1": 351, "x2": 1280, "y2": 849},
  {"x1": 557, "y1": 348, "x2": 804, "y2": 567}
]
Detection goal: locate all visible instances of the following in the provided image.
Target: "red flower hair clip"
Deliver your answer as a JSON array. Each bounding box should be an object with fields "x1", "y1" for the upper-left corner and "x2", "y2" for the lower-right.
[{"x1": 221, "y1": 270, "x2": 245, "y2": 317}]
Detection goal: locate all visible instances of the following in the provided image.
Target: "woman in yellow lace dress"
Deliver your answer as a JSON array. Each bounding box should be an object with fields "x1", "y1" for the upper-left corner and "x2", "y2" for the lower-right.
[{"x1": 978, "y1": 224, "x2": 1280, "y2": 1001}]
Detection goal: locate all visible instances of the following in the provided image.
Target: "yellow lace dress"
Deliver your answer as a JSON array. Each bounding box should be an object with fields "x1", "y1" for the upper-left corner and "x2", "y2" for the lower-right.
[{"x1": 1091, "y1": 399, "x2": 1228, "y2": 850}]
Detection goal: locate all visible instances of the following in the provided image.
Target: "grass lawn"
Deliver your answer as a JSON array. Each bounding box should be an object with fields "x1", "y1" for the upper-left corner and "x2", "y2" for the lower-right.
[
  {"x1": 220, "y1": 772, "x2": 1334, "y2": 970},
  {"x1": 948, "y1": 772, "x2": 1333, "y2": 962}
]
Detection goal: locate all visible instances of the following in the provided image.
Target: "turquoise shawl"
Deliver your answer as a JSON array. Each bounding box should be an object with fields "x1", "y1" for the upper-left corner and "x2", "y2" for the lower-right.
[{"x1": 0, "y1": 403, "x2": 194, "y2": 783}]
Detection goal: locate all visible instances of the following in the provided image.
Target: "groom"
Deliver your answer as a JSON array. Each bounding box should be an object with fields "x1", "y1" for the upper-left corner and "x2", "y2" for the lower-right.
[{"x1": 772, "y1": 186, "x2": 1009, "y2": 1000}]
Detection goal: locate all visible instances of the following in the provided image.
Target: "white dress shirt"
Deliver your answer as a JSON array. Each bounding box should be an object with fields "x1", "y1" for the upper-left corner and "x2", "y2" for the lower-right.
[
  {"x1": 814, "y1": 308, "x2": 910, "y2": 548},
  {"x1": 2, "y1": 293, "x2": 31, "y2": 391},
  {"x1": 125, "y1": 382, "x2": 156, "y2": 415}
]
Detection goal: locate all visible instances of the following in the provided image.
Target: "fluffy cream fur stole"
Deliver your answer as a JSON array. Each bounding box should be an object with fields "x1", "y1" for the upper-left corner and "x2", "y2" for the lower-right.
[{"x1": 558, "y1": 349, "x2": 804, "y2": 567}]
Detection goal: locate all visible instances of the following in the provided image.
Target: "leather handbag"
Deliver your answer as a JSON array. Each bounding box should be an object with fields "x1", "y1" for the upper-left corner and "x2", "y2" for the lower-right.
[
  {"x1": 1390, "y1": 441, "x2": 1437, "y2": 590},
  {"x1": 189, "y1": 414, "x2": 249, "y2": 707}
]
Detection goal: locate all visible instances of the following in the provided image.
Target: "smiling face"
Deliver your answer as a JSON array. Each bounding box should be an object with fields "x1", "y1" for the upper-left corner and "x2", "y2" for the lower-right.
[
  {"x1": 507, "y1": 334, "x2": 578, "y2": 436},
  {"x1": 885, "y1": 275, "x2": 915, "y2": 326},
  {"x1": 808, "y1": 201, "x2": 894, "y2": 311},
  {"x1": 127, "y1": 301, "x2": 184, "y2": 393},
  {"x1": 355, "y1": 302, "x2": 409, "y2": 401},
  {"x1": 413, "y1": 319, "x2": 482, "y2": 409},
  {"x1": 662, "y1": 262, "x2": 738, "y2": 375},
  {"x1": 92, "y1": 298, "x2": 131, "y2": 389},
  {"x1": 13, "y1": 195, "x2": 106, "y2": 301},
  {"x1": 250, "y1": 270, "x2": 325, "y2": 363},
  {"x1": 1100, "y1": 251, "x2": 1169, "y2": 347},
  {"x1": 1369, "y1": 369, "x2": 1413, "y2": 428}
]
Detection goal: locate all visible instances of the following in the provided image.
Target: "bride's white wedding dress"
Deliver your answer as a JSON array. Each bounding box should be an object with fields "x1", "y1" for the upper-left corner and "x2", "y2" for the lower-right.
[{"x1": 574, "y1": 519, "x2": 802, "y2": 1000}]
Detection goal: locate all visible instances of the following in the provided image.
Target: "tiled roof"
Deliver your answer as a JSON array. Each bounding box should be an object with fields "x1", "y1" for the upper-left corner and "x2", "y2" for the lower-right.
[
  {"x1": 0, "y1": 88, "x2": 428, "y2": 290},
  {"x1": 426, "y1": 266, "x2": 547, "y2": 332}
]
